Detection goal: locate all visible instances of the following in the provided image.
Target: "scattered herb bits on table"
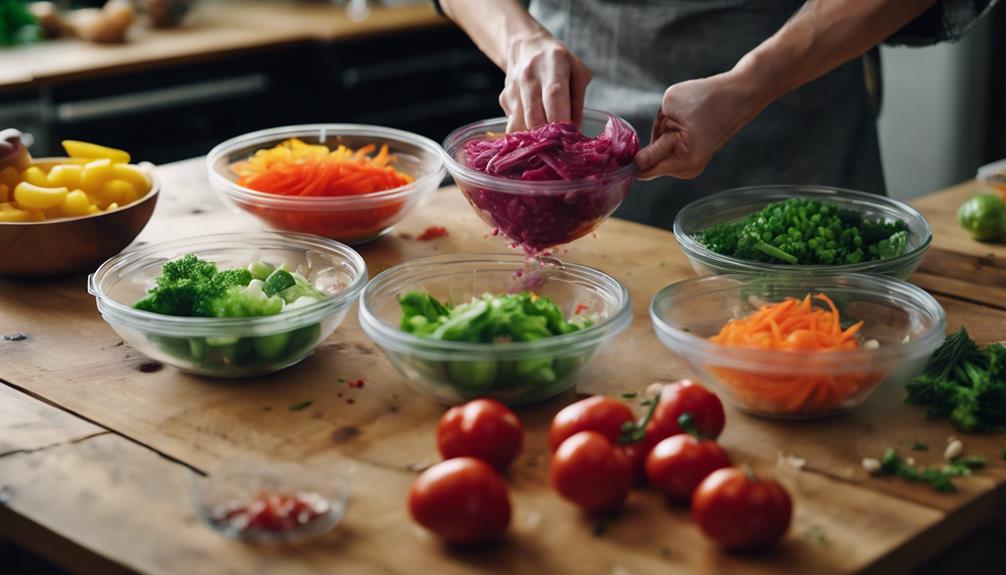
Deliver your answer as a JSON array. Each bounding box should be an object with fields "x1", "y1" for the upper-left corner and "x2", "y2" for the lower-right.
[
  {"x1": 697, "y1": 198, "x2": 909, "y2": 265},
  {"x1": 133, "y1": 255, "x2": 333, "y2": 371}
]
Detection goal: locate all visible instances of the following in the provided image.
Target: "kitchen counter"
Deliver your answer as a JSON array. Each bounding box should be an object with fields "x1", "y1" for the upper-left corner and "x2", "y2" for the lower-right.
[
  {"x1": 0, "y1": 1, "x2": 446, "y2": 90},
  {"x1": 1, "y1": 160, "x2": 1005, "y2": 574}
]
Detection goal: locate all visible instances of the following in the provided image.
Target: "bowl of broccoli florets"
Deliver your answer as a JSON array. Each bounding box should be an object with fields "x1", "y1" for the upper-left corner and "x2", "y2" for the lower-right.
[{"x1": 88, "y1": 232, "x2": 367, "y2": 377}]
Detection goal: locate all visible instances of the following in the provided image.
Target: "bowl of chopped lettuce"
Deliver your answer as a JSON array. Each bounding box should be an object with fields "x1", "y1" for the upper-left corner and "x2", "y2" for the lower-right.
[
  {"x1": 674, "y1": 186, "x2": 932, "y2": 280},
  {"x1": 358, "y1": 253, "x2": 632, "y2": 405},
  {"x1": 89, "y1": 232, "x2": 367, "y2": 377}
]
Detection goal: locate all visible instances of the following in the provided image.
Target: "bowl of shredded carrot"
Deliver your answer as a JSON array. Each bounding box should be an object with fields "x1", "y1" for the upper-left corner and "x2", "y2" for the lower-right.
[
  {"x1": 650, "y1": 274, "x2": 946, "y2": 418},
  {"x1": 207, "y1": 125, "x2": 445, "y2": 244}
]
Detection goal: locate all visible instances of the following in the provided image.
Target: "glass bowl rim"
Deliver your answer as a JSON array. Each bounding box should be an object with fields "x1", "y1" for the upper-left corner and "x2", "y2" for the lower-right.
[
  {"x1": 672, "y1": 184, "x2": 933, "y2": 274},
  {"x1": 206, "y1": 124, "x2": 446, "y2": 210},
  {"x1": 440, "y1": 108, "x2": 639, "y2": 194},
  {"x1": 649, "y1": 272, "x2": 947, "y2": 373},
  {"x1": 88, "y1": 231, "x2": 368, "y2": 335},
  {"x1": 358, "y1": 252, "x2": 633, "y2": 357}
]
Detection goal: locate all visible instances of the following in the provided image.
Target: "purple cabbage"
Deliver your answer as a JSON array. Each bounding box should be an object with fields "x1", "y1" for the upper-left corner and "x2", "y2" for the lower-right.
[{"x1": 460, "y1": 119, "x2": 639, "y2": 253}]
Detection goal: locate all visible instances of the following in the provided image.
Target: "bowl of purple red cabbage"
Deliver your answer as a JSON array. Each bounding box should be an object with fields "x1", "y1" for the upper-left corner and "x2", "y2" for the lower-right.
[{"x1": 441, "y1": 109, "x2": 639, "y2": 255}]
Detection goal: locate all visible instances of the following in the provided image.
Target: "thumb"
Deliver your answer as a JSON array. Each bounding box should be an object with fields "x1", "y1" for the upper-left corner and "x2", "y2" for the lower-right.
[{"x1": 634, "y1": 131, "x2": 679, "y2": 178}]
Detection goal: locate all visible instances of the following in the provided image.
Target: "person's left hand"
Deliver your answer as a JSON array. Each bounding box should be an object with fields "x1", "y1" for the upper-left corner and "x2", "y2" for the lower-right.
[{"x1": 634, "y1": 72, "x2": 768, "y2": 180}]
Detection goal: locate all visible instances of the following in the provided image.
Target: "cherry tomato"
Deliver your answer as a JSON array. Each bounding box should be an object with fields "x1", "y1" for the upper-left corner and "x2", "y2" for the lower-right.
[
  {"x1": 408, "y1": 458, "x2": 511, "y2": 545},
  {"x1": 651, "y1": 380, "x2": 725, "y2": 440},
  {"x1": 645, "y1": 434, "x2": 732, "y2": 503},
  {"x1": 549, "y1": 396, "x2": 635, "y2": 452},
  {"x1": 692, "y1": 467, "x2": 793, "y2": 552},
  {"x1": 618, "y1": 425, "x2": 660, "y2": 484},
  {"x1": 550, "y1": 431, "x2": 633, "y2": 513},
  {"x1": 437, "y1": 399, "x2": 524, "y2": 471}
]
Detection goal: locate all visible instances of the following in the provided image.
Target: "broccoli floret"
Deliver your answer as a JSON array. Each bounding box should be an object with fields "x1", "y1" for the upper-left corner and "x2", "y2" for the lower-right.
[
  {"x1": 133, "y1": 255, "x2": 263, "y2": 317},
  {"x1": 207, "y1": 280, "x2": 285, "y2": 318},
  {"x1": 134, "y1": 254, "x2": 223, "y2": 316}
]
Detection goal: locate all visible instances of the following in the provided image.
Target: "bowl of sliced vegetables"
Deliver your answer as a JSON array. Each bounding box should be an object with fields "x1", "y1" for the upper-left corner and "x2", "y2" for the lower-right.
[
  {"x1": 650, "y1": 273, "x2": 946, "y2": 419},
  {"x1": 0, "y1": 139, "x2": 158, "y2": 276},
  {"x1": 359, "y1": 253, "x2": 632, "y2": 405},
  {"x1": 89, "y1": 232, "x2": 367, "y2": 377},
  {"x1": 207, "y1": 125, "x2": 445, "y2": 245},
  {"x1": 441, "y1": 109, "x2": 639, "y2": 254},
  {"x1": 674, "y1": 185, "x2": 932, "y2": 280}
]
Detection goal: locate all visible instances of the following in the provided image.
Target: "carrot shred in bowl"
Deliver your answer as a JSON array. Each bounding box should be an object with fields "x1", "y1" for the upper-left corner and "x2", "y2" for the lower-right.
[
  {"x1": 230, "y1": 138, "x2": 416, "y2": 242},
  {"x1": 234, "y1": 138, "x2": 414, "y2": 196},
  {"x1": 708, "y1": 293, "x2": 882, "y2": 414}
]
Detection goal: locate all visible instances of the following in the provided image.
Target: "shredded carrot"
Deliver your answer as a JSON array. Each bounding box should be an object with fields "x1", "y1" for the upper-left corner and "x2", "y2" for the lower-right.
[
  {"x1": 233, "y1": 138, "x2": 414, "y2": 197},
  {"x1": 708, "y1": 293, "x2": 881, "y2": 414}
]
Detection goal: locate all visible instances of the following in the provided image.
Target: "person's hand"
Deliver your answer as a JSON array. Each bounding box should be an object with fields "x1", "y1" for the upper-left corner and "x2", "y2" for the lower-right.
[
  {"x1": 635, "y1": 72, "x2": 768, "y2": 180},
  {"x1": 501, "y1": 32, "x2": 591, "y2": 132}
]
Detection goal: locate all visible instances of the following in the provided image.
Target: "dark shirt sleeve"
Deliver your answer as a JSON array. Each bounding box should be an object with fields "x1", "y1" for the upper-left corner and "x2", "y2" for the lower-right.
[{"x1": 886, "y1": 0, "x2": 999, "y2": 46}]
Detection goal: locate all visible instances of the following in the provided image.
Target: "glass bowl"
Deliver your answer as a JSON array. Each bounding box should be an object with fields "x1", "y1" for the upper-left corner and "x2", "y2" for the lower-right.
[
  {"x1": 358, "y1": 253, "x2": 632, "y2": 405},
  {"x1": 673, "y1": 185, "x2": 933, "y2": 280},
  {"x1": 441, "y1": 109, "x2": 637, "y2": 253},
  {"x1": 207, "y1": 124, "x2": 446, "y2": 245},
  {"x1": 190, "y1": 457, "x2": 349, "y2": 544},
  {"x1": 88, "y1": 232, "x2": 367, "y2": 377},
  {"x1": 650, "y1": 273, "x2": 946, "y2": 419}
]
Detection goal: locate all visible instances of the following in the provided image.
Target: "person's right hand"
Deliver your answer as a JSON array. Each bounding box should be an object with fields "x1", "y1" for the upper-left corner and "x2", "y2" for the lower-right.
[{"x1": 501, "y1": 32, "x2": 591, "y2": 132}]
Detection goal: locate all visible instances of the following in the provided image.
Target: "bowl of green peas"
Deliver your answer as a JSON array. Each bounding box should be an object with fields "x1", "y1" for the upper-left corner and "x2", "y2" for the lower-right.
[{"x1": 673, "y1": 185, "x2": 932, "y2": 280}]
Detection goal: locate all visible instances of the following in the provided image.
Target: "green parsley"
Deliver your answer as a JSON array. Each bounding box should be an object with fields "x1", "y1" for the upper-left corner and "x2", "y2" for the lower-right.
[
  {"x1": 877, "y1": 448, "x2": 984, "y2": 493},
  {"x1": 905, "y1": 328, "x2": 1006, "y2": 432},
  {"x1": 288, "y1": 400, "x2": 314, "y2": 411}
]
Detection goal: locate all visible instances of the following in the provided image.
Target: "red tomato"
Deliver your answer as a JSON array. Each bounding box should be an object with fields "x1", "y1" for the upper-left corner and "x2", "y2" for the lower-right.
[
  {"x1": 437, "y1": 399, "x2": 524, "y2": 471},
  {"x1": 548, "y1": 396, "x2": 635, "y2": 452},
  {"x1": 652, "y1": 380, "x2": 725, "y2": 440},
  {"x1": 618, "y1": 425, "x2": 661, "y2": 484},
  {"x1": 692, "y1": 467, "x2": 793, "y2": 552},
  {"x1": 408, "y1": 458, "x2": 511, "y2": 545},
  {"x1": 550, "y1": 431, "x2": 633, "y2": 513},
  {"x1": 645, "y1": 435, "x2": 732, "y2": 503}
]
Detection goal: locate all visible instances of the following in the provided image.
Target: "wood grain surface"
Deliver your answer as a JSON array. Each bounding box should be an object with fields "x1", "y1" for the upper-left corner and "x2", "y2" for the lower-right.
[{"x1": 2, "y1": 160, "x2": 1006, "y2": 574}]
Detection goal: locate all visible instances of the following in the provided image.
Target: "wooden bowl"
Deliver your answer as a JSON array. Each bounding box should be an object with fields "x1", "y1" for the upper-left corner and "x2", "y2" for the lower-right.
[{"x1": 0, "y1": 159, "x2": 160, "y2": 277}]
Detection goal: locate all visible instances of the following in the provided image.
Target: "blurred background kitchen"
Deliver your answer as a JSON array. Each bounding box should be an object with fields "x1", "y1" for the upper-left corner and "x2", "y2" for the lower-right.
[{"x1": 0, "y1": 0, "x2": 1002, "y2": 201}]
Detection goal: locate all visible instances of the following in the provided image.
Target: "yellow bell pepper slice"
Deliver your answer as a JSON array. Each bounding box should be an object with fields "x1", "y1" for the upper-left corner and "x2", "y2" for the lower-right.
[
  {"x1": 14, "y1": 182, "x2": 69, "y2": 210},
  {"x1": 48, "y1": 164, "x2": 84, "y2": 189},
  {"x1": 112, "y1": 163, "x2": 151, "y2": 193},
  {"x1": 62, "y1": 190, "x2": 93, "y2": 218},
  {"x1": 22, "y1": 166, "x2": 51, "y2": 187},
  {"x1": 81, "y1": 159, "x2": 114, "y2": 193},
  {"x1": 62, "y1": 140, "x2": 131, "y2": 164}
]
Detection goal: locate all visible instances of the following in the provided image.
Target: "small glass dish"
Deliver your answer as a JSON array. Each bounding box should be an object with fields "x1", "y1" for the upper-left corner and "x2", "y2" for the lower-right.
[
  {"x1": 88, "y1": 232, "x2": 367, "y2": 377},
  {"x1": 650, "y1": 273, "x2": 946, "y2": 419},
  {"x1": 359, "y1": 253, "x2": 632, "y2": 405},
  {"x1": 441, "y1": 109, "x2": 637, "y2": 253},
  {"x1": 673, "y1": 185, "x2": 933, "y2": 280},
  {"x1": 207, "y1": 124, "x2": 445, "y2": 245},
  {"x1": 190, "y1": 458, "x2": 350, "y2": 544}
]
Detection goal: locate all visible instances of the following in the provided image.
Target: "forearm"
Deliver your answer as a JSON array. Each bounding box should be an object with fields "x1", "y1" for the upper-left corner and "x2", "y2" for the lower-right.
[
  {"x1": 439, "y1": 0, "x2": 550, "y2": 71},
  {"x1": 734, "y1": 0, "x2": 938, "y2": 105}
]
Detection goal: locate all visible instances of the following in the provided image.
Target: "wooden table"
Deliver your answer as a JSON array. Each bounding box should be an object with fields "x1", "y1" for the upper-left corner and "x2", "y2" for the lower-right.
[
  {"x1": 2, "y1": 159, "x2": 1005, "y2": 575},
  {"x1": 0, "y1": 1, "x2": 445, "y2": 90}
]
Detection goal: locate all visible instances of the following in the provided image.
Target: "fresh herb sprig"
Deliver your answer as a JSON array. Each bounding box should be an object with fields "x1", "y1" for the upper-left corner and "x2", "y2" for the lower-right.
[
  {"x1": 905, "y1": 328, "x2": 1006, "y2": 432},
  {"x1": 877, "y1": 448, "x2": 985, "y2": 493}
]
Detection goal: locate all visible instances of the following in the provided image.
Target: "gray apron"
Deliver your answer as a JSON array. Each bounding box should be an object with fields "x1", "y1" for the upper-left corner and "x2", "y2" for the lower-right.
[{"x1": 530, "y1": 0, "x2": 887, "y2": 228}]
